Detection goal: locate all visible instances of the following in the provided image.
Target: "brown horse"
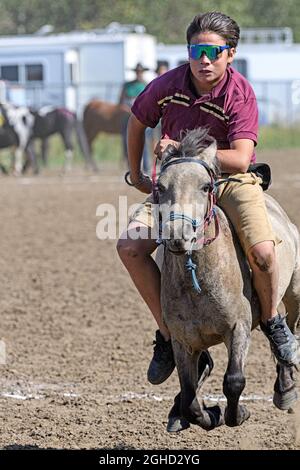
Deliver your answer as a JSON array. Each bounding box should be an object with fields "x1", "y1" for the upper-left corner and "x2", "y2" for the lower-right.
[{"x1": 83, "y1": 99, "x2": 130, "y2": 155}]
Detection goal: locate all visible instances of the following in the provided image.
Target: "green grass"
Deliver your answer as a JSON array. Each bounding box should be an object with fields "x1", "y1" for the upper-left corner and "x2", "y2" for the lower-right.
[
  {"x1": 258, "y1": 126, "x2": 300, "y2": 150},
  {"x1": 33, "y1": 127, "x2": 300, "y2": 164},
  {"x1": 1, "y1": 127, "x2": 299, "y2": 171},
  {"x1": 43, "y1": 134, "x2": 123, "y2": 168},
  {"x1": 0, "y1": 134, "x2": 123, "y2": 171}
]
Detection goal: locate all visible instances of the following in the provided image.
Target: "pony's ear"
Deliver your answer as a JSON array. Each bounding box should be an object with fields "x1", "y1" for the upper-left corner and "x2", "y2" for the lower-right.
[{"x1": 201, "y1": 141, "x2": 217, "y2": 164}]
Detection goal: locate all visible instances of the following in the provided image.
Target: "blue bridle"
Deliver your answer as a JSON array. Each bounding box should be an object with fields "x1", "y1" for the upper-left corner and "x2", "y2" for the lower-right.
[
  {"x1": 155, "y1": 158, "x2": 216, "y2": 293},
  {"x1": 156, "y1": 157, "x2": 240, "y2": 293}
]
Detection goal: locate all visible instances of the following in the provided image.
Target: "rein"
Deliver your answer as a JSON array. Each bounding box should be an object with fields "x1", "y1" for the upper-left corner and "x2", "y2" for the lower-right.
[{"x1": 153, "y1": 156, "x2": 240, "y2": 293}]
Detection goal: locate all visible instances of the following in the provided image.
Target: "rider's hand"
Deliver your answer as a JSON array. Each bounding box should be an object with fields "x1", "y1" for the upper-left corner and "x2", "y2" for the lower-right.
[
  {"x1": 154, "y1": 138, "x2": 180, "y2": 159},
  {"x1": 131, "y1": 173, "x2": 152, "y2": 194}
]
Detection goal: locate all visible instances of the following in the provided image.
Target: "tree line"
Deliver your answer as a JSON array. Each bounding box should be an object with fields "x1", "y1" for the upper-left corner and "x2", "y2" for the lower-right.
[{"x1": 0, "y1": 0, "x2": 299, "y2": 43}]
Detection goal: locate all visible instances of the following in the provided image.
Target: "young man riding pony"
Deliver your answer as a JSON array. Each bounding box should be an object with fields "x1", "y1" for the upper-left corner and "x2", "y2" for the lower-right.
[{"x1": 117, "y1": 11, "x2": 299, "y2": 385}]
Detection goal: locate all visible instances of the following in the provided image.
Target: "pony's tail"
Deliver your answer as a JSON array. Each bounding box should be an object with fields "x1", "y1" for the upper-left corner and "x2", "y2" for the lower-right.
[{"x1": 74, "y1": 117, "x2": 98, "y2": 172}]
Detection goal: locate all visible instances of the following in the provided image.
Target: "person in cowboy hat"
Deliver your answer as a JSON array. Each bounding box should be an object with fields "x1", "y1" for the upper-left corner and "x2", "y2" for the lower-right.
[
  {"x1": 119, "y1": 63, "x2": 151, "y2": 173},
  {"x1": 119, "y1": 62, "x2": 149, "y2": 110}
]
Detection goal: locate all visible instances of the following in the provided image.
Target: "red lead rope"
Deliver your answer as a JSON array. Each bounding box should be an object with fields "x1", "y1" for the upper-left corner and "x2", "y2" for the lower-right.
[{"x1": 196, "y1": 191, "x2": 220, "y2": 247}]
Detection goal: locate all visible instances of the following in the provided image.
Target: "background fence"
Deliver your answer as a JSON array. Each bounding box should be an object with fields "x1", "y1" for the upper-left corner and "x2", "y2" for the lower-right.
[{"x1": 2, "y1": 79, "x2": 300, "y2": 125}]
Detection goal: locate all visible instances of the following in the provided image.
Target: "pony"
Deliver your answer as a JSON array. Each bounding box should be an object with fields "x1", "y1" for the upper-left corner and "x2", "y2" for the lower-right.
[
  {"x1": 83, "y1": 99, "x2": 130, "y2": 154},
  {"x1": 156, "y1": 128, "x2": 300, "y2": 432},
  {"x1": 28, "y1": 106, "x2": 97, "y2": 172},
  {"x1": 0, "y1": 103, "x2": 95, "y2": 174},
  {"x1": 83, "y1": 100, "x2": 130, "y2": 160},
  {"x1": 82, "y1": 99, "x2": 153, "y2": 173},
  {"x1": 0, "y1": 101, "x2": 36, "y2": 175}
]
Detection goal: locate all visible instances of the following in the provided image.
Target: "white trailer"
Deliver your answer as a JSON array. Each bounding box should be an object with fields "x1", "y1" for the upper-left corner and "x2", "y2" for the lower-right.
[{"x1": 0, "y1": 23, "x2": 156, "y2": 115}]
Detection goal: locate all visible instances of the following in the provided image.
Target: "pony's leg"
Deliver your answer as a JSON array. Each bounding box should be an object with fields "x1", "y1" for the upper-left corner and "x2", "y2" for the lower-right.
[
  {"x1": 167, "y1": 350, "x2": 214, "y2": 432},
  {"x1": 14, "y1": 147, "x2": 23, "y2": 176},
  {"x1": 273, "y1": 363, "x2": 298, "y2": 410},
  {"x1": 41, "y1": 138, "x2": 49, "y2": 166},
  {"x1": 283, "y1": 262, "x2": 300, "y2": 334},
  {"x1": 0, "y1": 163, "x2": 8, "y2": 174},
  {"x1": 24, "y1": 142, "x2": 39, "y2": 174},
  {"x1": 60, "y1": 123, "x2": 74, "y2": 173},
  {"x1": 167, "y1": 391, "x2": 189, "y2": 433},
  {"x1": 223, "y1": 321, "x2": 251, "y2": 427},
  {"x1": 83, "y1": 127, "x2": 100, "y2": 170},
  {"x1": 84, "y1": 127, "x2": 97, "y2": 154},
  {"x1": 75, "y1": 120, "x2": 98, "y2": 172},
  {"x1": 274, "y1": 265, "x2": 300, "y2": 410},
  {"x1": 64, "y1": 149, "x2": 73, "y2": 173},
  {"x1": 172, "y1": 340, "x2": 223, "y2": 431}
]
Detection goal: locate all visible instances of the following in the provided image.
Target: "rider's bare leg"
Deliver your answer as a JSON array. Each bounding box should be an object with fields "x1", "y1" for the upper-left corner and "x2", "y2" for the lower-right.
[
  {"x1": 247, "y1": 240, "x2": 278, "y2": 323},
  {"x1": 248, "y1": 240, "x2": 299, "y2": 365},
  {"x1": 117, "y1": 222, "x2": 170, "y2": 340}
]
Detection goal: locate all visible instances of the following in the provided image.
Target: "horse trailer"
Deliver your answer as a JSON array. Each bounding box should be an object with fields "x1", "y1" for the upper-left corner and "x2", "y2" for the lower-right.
[
  {"x1": 0, "y1": 23, "x2": 156, "y2": 116},
  {"x1": 0, "y1": 26, "x2": 299, "y2": 124}
]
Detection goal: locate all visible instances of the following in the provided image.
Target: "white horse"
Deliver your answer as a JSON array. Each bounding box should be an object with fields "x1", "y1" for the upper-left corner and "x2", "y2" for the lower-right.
[
  {"x1": 0, "y1": 101, "x2": 35, "y2": 175},
  {"x1": 157, "y1": 128, "x2": 300, "y2": 431}
]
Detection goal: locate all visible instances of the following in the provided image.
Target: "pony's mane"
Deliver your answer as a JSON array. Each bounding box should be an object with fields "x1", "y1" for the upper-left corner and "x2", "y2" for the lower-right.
[{"x1": 162, "y1": 128, "x2": 220, "y2": 175}]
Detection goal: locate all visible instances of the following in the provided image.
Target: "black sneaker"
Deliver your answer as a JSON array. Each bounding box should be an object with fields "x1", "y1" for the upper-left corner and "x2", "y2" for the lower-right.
[
  {"x1": 260, "y1": 314, "x2": 299, "y2": 366},
  {"x1": 147, "y1": 330, "x2": 175, "y2": 385}
]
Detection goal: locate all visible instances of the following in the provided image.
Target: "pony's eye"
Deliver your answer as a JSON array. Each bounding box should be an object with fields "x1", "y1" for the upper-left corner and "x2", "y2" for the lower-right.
[{"x1": 202, "y1": 183, "x2": 211, "y2": 193}]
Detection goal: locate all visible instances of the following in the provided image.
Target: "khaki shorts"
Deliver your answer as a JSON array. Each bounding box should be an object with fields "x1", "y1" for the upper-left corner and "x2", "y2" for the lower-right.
[{"x1": 129, "y1": 172, "x2": 279, "y2": 253}]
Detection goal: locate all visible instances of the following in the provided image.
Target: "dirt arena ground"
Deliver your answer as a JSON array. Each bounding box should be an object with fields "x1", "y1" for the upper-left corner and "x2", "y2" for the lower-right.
[{"x1": 0, "y1": 148, "x2": 300, "y2": 450}]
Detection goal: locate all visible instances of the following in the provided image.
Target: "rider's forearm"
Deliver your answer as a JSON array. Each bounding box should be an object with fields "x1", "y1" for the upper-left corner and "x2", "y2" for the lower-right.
[
  {"x1": 127, "y1": 114, "x2": 147, "y2": 180},
  {"x1": 216, "y1": 149, "x2": 251, "y2": 174}
]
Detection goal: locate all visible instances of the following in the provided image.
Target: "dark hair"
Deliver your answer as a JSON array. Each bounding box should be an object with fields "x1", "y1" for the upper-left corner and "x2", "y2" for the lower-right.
[{"x1": 186, "y1": 11, "x2": 240, "y2": 48}]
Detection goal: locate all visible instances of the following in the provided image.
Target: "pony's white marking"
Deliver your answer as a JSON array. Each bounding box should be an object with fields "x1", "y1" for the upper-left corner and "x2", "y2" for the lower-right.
[{"x1": 38, "y1": 105, "x2": 55, "y2": 116}]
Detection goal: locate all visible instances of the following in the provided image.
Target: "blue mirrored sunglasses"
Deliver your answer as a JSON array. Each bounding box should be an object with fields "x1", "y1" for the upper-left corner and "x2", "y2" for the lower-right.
[{"x1": 187, "y1": 44, "x2": 230, "y2": 61}]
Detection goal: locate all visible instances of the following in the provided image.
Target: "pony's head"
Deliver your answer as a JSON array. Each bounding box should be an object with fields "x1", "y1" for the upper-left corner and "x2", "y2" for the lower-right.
[{"x1": 157, "y1": 128, "x2": 219, "y2": 253}]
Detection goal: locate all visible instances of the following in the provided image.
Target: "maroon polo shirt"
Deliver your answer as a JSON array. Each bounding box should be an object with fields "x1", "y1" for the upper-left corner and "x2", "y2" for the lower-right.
[{"x1": 131, "y1": 63, "x2": 258, "y2": 162}]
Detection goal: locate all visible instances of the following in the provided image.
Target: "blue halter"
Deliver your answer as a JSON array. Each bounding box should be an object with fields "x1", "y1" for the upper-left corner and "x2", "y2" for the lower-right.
[
  {"x1": 157, "y1": 157, "x2": 241, "y2": 293},
  {"x1": 158, "y1": 158, "x2": 215, "y2": 294}
]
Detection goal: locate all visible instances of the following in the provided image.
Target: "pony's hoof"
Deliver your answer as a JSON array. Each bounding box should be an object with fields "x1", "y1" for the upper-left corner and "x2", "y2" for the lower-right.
[
  {"x1": 273, "y1": 388, "x2": 298, "y2": 411},
  {"x1": 204, "y1": 405, "x2": 224, "y2": 430},
  {"x1": 225, "y1": 405, "x2": 250, "y2": 427},
  {"x1": 167, "y1": 416, "x2": 190, "y2": 433}
]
